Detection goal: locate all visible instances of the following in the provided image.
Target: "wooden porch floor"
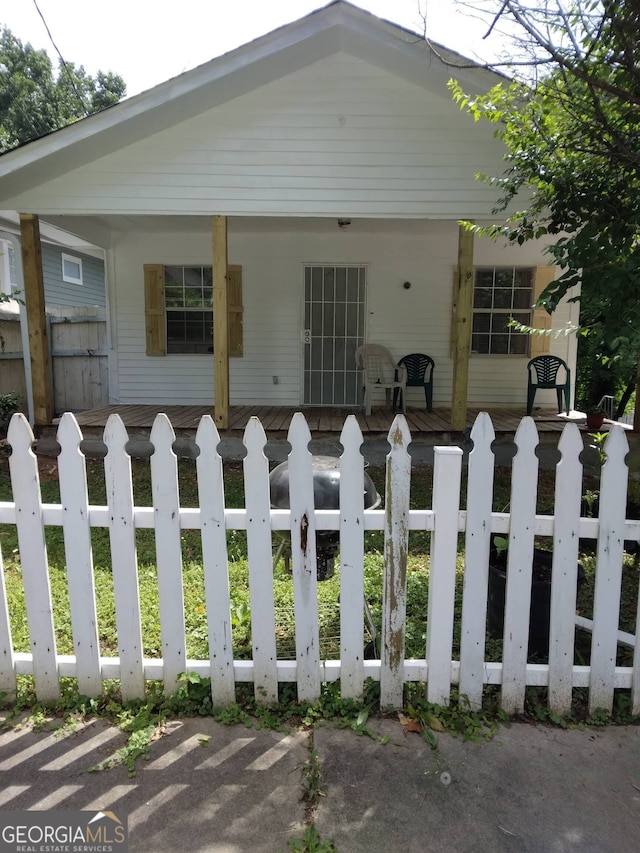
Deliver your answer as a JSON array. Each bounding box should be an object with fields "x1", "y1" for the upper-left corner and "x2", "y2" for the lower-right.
[{"x1": 55, "y1": 404, "x2": 576, "y2": 437}]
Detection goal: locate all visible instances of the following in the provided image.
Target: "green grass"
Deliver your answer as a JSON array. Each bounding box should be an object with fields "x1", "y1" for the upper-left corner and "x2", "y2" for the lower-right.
[{"x1": 0, "y1": 453, "x2": 637, "y2": 671}]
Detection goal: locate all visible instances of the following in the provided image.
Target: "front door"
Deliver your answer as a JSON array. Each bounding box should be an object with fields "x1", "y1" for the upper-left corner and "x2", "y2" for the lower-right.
[{"x1": 302, "y1": 264, "x2": 366, "y2": 406}]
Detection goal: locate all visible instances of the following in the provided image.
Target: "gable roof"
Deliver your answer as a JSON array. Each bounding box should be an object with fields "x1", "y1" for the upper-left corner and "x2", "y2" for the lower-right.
[{"x1": 0, "y1": 1, "x2": 502, "y2": 201}]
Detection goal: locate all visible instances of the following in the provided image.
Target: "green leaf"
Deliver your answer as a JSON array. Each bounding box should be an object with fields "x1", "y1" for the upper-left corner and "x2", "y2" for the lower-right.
[
  {"x1": 423, "y1": 713, "x2": 446, "y2": 733},
  {"x1": 355, "y1": 707, "x2": 369, "y2": 728},
  {"x1": 421, "y1": 727, "x2": 438, "y2": 749}
]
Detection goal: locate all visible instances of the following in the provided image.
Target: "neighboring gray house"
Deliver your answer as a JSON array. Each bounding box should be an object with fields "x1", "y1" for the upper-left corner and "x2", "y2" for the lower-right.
[
  {"x1": 0, "y1": 213, "x2": 107, "y2": 420},
  {"x1": 0, "y1": 211, "x2": 105, "y2": 307}
]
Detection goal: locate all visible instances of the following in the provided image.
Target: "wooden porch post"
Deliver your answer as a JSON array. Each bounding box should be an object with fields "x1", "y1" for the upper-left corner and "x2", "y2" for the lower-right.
[
  {"x1": 212, "y1": 215, "x2": 229, "y2": 430},
  {"x1": 451, "y1": 223, "x2": 475, "y2": 431},
  {"x1": 19, "y1": 214, "x2": 53, "y2": 427}
]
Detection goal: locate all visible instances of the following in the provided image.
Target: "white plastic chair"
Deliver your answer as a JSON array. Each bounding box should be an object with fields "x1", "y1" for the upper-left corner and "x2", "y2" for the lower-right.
[{"x1": 355, "y1": 344, "x2": 406, "y2": 416}]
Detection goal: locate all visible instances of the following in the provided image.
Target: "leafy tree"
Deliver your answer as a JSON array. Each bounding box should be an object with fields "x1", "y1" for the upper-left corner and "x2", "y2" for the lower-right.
[
  {"x1": 0, "y1": 25, "x2": 126, "y2": 153},
  {"x1": 447, "y1": 1, "x2": 640, "y2": 419}
]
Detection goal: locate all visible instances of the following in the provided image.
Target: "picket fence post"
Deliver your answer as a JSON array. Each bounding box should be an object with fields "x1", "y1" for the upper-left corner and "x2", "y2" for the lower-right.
[
  {"x1": 287, "y1": 413, "x2": 321, "y2": 701},
  {"x1": 548, "y1": 423, "x2": 583, "y2": 716},
  {"x1": 589, "y1": 426, "x2": 628, "y2": 714},
  {"x1": 501, "y1": 416, "x2": 539, "y2": 714},
  {"x1": 196, "y1": 415, "x2": 235, "y2": 706},
  {"x1": 339, "y1": 415, "x2": 366, "y2": 699},
  {"x1": 0, "y1": 517, "x2": 16, "y2": 703},
  {"x1": 8, "y1": 414, "x2": 60, "y2": 702},
  {"x1": 426, "y1": 445, "x2": 463, "y2": 705},
  {"x1": 104, "y1": 414, "x2": 145, "y2": 701},
  {"x1": 459, "y1": 412, "x2": 495, "y2": 710},
  {"x1": 150, "y1": 414, "x2": 187, "y2": 697},
  {"x1": 380, "y1": 415, "x2": 411, "y2": 709},
  {"x1": 243, "y1": 417, "x2": 278, "y2": 704},
  {"x1": 57, "y1": 413, "x2": 102, "y2": 698}
]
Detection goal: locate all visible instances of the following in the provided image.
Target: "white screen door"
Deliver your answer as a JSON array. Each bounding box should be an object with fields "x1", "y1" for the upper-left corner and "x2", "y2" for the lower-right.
[{"x1": 303, "y1": 265, "x2": 366, "y2": 406}]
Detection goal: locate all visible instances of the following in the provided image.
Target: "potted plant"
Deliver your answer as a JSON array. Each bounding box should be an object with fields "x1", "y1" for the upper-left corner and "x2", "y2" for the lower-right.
[
  {"x1": 585, "y1": 404, "x2": 606, "y2": 430},
  {"x1": 487, "y1": 535, "x2": 585, "y2": 658}
]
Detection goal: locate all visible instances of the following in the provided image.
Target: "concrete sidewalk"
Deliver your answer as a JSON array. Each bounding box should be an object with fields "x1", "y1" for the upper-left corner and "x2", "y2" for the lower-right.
[{"x1": 0, "y1": 713, "x2": 638, "y2": 852}]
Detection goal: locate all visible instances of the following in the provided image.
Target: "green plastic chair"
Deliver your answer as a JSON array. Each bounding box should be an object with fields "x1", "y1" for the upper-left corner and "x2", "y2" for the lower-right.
[
  {"x1": 394, "y1": 353, "x2": 435, "y2": 411},
  {"x1": 526, "y1": 355, "x2": 571, "y2": 414}
]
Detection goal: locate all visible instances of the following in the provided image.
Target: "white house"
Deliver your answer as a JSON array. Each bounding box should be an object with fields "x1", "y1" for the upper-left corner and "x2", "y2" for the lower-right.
[{"x1": 0, "y1": 1, "x2": 577, "y2": 429}]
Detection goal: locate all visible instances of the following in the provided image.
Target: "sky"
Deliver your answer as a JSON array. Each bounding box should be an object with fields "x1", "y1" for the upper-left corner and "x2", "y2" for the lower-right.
[{"x1": 0, "y1": 0, "x2": 502, "y2": 99}]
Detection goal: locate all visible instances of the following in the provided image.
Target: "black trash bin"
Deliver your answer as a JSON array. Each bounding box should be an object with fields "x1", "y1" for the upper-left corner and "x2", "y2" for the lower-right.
[{"x1": 487, "y1": 545, "x2": 585, "y2": 658}]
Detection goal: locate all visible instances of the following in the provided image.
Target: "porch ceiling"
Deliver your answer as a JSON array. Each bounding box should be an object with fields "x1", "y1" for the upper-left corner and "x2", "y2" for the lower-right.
[{"x1": 47, "y1": 214, "x2": 446, "y2": 246}]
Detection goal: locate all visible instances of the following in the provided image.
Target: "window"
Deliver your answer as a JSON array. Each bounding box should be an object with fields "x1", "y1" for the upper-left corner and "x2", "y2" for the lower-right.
[
  {"x1": 61, "y1": 253, "x2": 83, "y2": 285},
  {"x1": 0, "y1": 239, "x2": 14, "y2": 296},
  {"x1": 472, "y1": 267, "x2": 533, "y2": 355},
  {"x1": 165, "y1": 265, "x2": 213, "y2": 354},
  {"x1": 143, "y1": 263, "x2": 243, "y2": 357},
  {"x1": 8, "y1": 243, "x2": 17, "y2": 286}
]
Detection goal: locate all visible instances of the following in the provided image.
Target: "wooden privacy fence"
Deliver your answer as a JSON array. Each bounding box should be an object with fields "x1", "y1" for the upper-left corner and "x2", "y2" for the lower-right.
[
  {"x1": 0, "y1": 307, "x2": 108, "y2": 413},
  {"x1": 0, "y1": 411, "x2": 638, "y2": 717},
  {"x1": 48, "y1": 307, "x2": 108, "y2": 412}
]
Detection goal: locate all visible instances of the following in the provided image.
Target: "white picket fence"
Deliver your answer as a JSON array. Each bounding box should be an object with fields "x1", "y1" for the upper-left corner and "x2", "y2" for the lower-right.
[{"x1": 0, "y1": 411, "x2": 638, "y2": 717}]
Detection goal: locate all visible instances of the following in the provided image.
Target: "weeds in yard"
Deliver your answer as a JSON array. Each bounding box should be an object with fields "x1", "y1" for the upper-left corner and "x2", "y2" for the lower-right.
[
  {"x1": 301, "y1": 747, "x2": 325, "y2": 805},
  {"x1": 403, "y1": 685, "x2": 509, "y2": 744},
  {"x1": 519, "y1": 685, "x2": 640, "y2": 727},
  {"x1": 287, "y1": 727, "x2": 336, "y2": 852},
  {"x1": 112, "y1": 705, "x2": 163, "y2": 776},
  {"x1": 286, "y1": 825, "x2": 335, "y2": 853}
]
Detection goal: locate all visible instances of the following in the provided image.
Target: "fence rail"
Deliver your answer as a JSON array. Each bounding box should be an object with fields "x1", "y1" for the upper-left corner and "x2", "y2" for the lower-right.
[{"x1": 0, "y1": 411, "x2": 638, "y2": 716}]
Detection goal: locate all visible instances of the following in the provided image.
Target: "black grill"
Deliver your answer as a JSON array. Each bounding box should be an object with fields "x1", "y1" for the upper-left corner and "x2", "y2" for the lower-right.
[{"x1": 269, "y1": 455, "x2": 381, "y2": 580}]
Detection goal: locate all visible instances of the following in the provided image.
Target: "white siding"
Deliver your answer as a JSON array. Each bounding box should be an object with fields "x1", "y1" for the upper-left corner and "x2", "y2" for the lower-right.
[
  {"x1": 470, "y1": 236, "x2": 575, "y2": 409},
  {"x1": 111, "y1": 220, "x2": 569, "y2": 409},
  {"x1": 8, "y1": 54, "x2": 506, "y2": 220}
]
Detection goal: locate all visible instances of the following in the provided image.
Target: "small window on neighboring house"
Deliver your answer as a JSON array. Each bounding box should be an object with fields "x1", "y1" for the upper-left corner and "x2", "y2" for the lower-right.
[
  {"x1": 61, "y1": 253, "x2": 83, "y2": 285},
  {"x1": 143, "y1": 263, "x2": 243, "y2": 357},
  {"x1": 472, "y1": 267, "x2": 534, "y2": 355}
]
